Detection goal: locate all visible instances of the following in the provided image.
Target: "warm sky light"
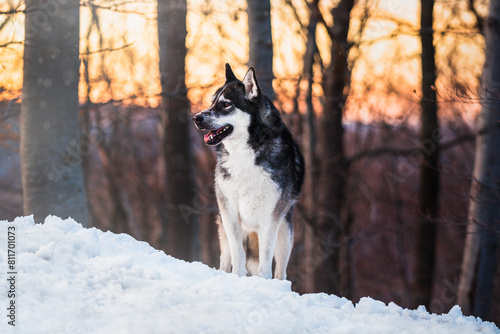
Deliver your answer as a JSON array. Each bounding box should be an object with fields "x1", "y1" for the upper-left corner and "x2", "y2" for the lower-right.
[{"x1": 0, "y1": 0, "x2": 485, "y2": 121}]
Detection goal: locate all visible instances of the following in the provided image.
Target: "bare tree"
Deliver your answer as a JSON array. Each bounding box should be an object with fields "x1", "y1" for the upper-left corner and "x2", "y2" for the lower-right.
[
  {"x1": 457, "y1": 0, "x2": 500, "y2": 320},
  {"x1": 21, "y1": 0, "x2": 88, "y2": 225},
  {"x1": 315, "y1": 0, "x2": 355, "y2": 296},
  {"x1": 412, "y1": 0, "x2": 440, "y2": 309},
  {"x1": 157, "y1": 0, "x2": 197, "y2": 261},
  {"x1": 295, "y1": 0, "x2": 321, "y2": 293},
  {"x1": 247, "y1": 0, "x2": 274, "y2": 98}
]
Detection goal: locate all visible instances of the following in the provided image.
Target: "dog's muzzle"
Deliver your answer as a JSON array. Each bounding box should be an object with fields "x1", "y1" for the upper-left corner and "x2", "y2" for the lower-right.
[
  {"x1": 192, "y1": 111, "x2": 233, "y2": 146},
  {"x1": 193, "y1": 113, "x2": 205, "y2": 128},
  {"x1": 192, "y1": 110, "x2": 212, "y2": 130}
]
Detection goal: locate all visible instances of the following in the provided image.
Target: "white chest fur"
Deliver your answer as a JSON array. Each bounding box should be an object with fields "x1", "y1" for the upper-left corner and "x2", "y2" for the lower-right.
[{"x1": 216, "y1": 142, "x2": 281, "y2": 230}]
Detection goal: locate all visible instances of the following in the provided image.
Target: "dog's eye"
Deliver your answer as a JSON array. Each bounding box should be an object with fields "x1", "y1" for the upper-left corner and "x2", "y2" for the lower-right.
[{"x1": 223, "y1": 101, "x2": 232, "y2": 108}]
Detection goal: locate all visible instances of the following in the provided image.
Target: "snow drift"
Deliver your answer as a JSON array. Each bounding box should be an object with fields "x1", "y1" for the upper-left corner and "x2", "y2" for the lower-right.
[{"x1": 0, "y1": 216, "x2": 498, "y2": 333}]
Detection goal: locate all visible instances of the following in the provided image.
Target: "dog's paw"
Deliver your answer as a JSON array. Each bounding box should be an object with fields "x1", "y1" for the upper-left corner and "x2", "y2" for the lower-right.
[
  {"x1": 232, "y1": 267, "x2": 247, "y2": 277},
  {"x1": 258, "y1": 269, "x2": 272, "y2": 280}
]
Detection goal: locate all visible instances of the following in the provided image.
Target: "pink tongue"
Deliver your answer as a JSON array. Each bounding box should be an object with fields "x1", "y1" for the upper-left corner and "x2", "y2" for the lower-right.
[{"x1": 204, "y1": 130, "x2": 216, "y2": 143}]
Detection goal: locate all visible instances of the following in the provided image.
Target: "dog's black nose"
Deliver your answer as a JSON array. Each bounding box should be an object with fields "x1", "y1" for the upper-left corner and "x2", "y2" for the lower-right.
[{"x1": 193, "y1": 114, "x2": 203, "y2": 124}]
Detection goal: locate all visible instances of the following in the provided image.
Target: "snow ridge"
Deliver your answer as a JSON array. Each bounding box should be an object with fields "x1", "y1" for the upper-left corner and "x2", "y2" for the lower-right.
[{"x1": 0, "y1": 216, "x2": 498, "y2": 334}]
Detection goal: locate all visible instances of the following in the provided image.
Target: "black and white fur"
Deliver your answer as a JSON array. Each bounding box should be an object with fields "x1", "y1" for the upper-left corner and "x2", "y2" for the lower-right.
[{"x1": 193, "y1": 64, "x2": 304, "y2": 279}]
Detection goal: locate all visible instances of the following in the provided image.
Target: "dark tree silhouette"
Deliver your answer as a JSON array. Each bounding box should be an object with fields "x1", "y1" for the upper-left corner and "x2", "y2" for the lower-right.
[
  {"x1": 412, "y1": 0, "x2": 440, "y2": 309},
  {"x1": 21, "y1": 0, "x2": 88, "y2": 225},
  {"x1": 157, "y1": 0, "x2": 197, "y2": 260},
  {"x1": 247, "y1": 0, "x2": 274, "y2": 99},
  {"x1": 315, "y1": 0, "x2": 355, "y2": 296},
  {"x1": 457, "y1": 0, "x2": 500, "y2": 320}
]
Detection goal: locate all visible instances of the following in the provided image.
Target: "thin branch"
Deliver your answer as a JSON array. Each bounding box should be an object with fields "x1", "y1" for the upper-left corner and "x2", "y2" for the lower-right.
[
  {"x1": 347, "y1": 132, "x2": 477, "y2": 166},
  {"x1": 80, "y1": 42, "x2": 134, "y2": 55},
  {"x1": 283, "y1": 0, "x2": 306, "y2": 34},
  {"x1": 348, "y1": 146, "x2": 416, "y2": 165},
  {"x1": 440, "y1": 132, "x2": 477, "y2": 151},
  {"x1": 0, "y1": 8, "x2": 24, "y2": 15},
  {"x1": 365, "y1": 12, "x2": 418, "y2": 30},
  {"x1": 0, "y1": 41, "x2": 23, "y2": 48},
  {"x1": 81, "y1": 1, "x2": 156, "y2": 18},
  {"x1": 415, "y1": 84, "x2": 500, "y2": 105},
  {"x1": 309, "y1": 0, "x2": 352, "y2": 63}
]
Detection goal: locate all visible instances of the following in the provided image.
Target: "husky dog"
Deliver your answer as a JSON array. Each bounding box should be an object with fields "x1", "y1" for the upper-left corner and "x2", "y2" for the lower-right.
[{"x1": 192, "y1": 64, "x2": 304, "y2": 280}]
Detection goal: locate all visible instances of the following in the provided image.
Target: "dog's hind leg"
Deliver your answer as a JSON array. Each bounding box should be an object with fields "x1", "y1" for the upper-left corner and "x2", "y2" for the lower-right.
[
  {"x1": 245, "y1": 232, "x2": 259, "y2": 276},
  {"x1": 274, "y1": 209, "x2": 294, "y2": 280},
  {"x1": 257, "y1": 221, "x2": 280, "y2": 279}
]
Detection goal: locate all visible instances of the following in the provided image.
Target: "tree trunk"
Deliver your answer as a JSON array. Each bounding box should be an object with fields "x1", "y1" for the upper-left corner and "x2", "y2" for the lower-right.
[
  {"x1": 157, "y1": 0, "x2": 197, "y2": 261},
  {"x1": 247, "y1": 0, "x2": 274, "y2": 99},
  {"x1": 21, "y1": 0, "x2": 88, "y2": 225},
  {"x1": 300, "y1": 4, "x2": 319, "y2": 293},
  {"x1": 315, "y1": 0, "x2": 354, "y2": 295},
  {"x1": 457, "y1": 0, "x2": 500, "y2": 320},
  {"x1": 412, "y1": 0, "x2": 439, "y2": 309}
]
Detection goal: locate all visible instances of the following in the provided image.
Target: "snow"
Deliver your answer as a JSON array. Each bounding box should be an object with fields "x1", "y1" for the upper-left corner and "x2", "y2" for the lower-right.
[{"x1": 0, "y1": 216, "x2": 498, "y2": 334}]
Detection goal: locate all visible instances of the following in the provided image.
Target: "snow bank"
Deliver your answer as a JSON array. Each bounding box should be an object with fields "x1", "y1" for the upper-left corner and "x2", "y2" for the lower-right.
[{"x1": 0, "y1": 216, "x2": 498, "y2": 334}]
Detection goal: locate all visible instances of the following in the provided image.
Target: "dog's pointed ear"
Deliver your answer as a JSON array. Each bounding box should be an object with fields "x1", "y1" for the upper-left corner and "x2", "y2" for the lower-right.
[
  {"x1": 242, "y1": 67, "x2": 261, "y2": 101},
  {"x1": 225, "y1": 63, "x2": 238, "y2": 83}
]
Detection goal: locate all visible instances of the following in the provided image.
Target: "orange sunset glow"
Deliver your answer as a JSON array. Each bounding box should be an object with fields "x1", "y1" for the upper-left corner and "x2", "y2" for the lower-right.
[{"x1": 0, "y1": 0, "x2": 485, "y2": 121}]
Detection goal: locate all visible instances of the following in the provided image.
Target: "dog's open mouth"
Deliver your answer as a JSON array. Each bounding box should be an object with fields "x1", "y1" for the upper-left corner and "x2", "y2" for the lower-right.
[{"x1": 204, "y1": 125, "x2": 233, "y2": 146}]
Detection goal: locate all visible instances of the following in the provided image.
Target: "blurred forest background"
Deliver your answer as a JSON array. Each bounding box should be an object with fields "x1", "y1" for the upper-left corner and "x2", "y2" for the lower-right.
[{"x1": 1, "y1": 0, "x2": 500, "y2": 325}]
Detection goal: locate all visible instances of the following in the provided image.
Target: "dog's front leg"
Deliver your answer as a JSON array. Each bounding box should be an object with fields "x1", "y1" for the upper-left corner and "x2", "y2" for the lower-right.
[
  {"x1": 217, "y1": 218, "x2": 232, "y2": 273},
  {"x1": 222, "y1": 219, "x2": 246, "y2": 276},
  {"x1": 218, "y1": 200, "x2": 247, "y2": 277}
]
